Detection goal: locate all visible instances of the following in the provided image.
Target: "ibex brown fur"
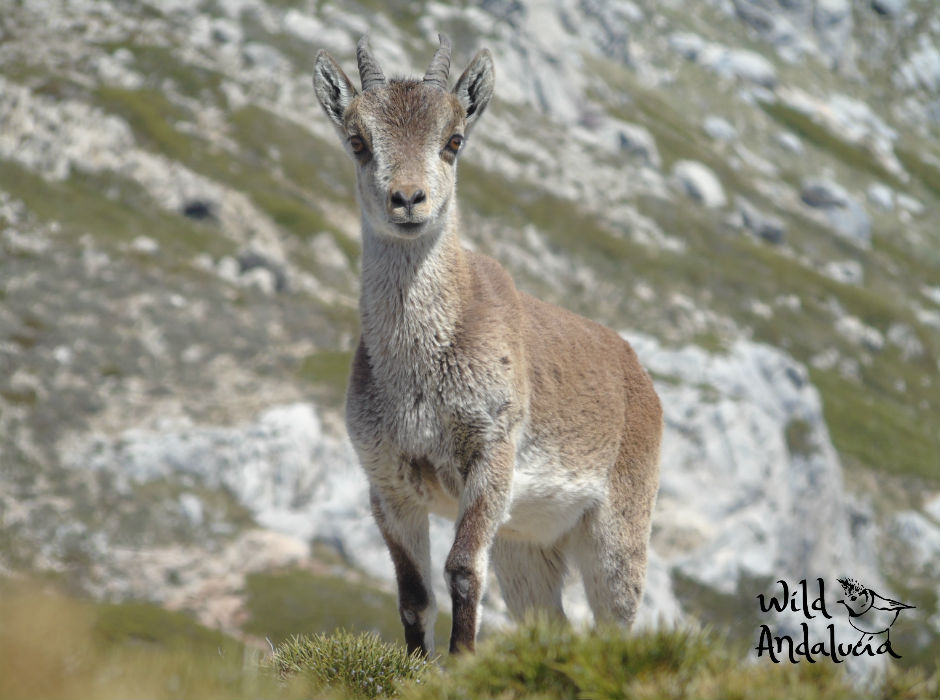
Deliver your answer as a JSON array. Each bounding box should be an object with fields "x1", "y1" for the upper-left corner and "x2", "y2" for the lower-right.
[{"x1": 313, "y1": 34, "x2": 662, "y2": 655}]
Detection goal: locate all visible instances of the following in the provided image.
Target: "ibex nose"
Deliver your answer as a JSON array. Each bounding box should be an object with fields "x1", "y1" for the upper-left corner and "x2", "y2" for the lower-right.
[{"x1": 389, "y1": 186, "x2": 426, "y2": 213}]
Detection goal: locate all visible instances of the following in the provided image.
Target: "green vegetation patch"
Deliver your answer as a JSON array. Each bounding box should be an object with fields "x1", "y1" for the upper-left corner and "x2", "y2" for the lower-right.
[
  {"x1": 895, "y1": 145, "x2": 940, "y2": 195},
  {"x1": 228, "y1": 104, "x2": 360, "y2": 259},
  {"x1": 93, "y1": 599, "x2": 238, "y2": 651},
  {"x1": 810, "y1": 368, "x2": 938, "y2": 481},
  {"x1": 784, "y1": 418, "x2": 816, "y2": 458},
  {"x1": 276, "y1": 619, "x2": 939, "y2": 700},
  {"x1": 95, "y1": 86, "x2": 193, "y2": 161},
  {"x1": 273, "y1": 630, "x2": 433, "y2": 699},
  {"x1": 298, "y1": 349, "x2": 353, "y2": 404},
  {"x1": 2, "y1": 580, "x2": 936, "y2": 700},
  {"x1": 758, "y1": 100, "x2": 904, "y2": 189},
  {"x1": 0, "y1": 579, "x2": 302, "y2": 699},
  {"x1": 86, "y1": 87, "x2": 356, "y2": 258},
  {"x1": 241, "y1": 568, "x2": 452, "y2": 652},
  {"x1": 0, "y1": 161, "x2": 231, "y2": 260},
  {"x1": 881, "y1": 570, "x2": 940, "y2": 674},
  {"x1": 404, "y1": 618, "x2": 895, "y2": 700},
  {"x1": 131, "y1": 44, "x2": 225, "y2": 100}
]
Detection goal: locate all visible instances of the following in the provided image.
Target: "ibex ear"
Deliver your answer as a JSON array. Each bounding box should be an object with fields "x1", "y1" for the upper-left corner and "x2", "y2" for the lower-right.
[
  {"x1": 453, "y1": 49, "x2": 494, "y2": 132},
  {"x1": 314, "y1": 50, "x2": 358, "y2": 130}
]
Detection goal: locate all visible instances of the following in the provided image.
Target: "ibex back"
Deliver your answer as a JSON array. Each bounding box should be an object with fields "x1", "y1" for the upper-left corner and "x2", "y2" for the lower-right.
[{"x1": 314, "y1": 34, "x2": 662, "y2": 654}]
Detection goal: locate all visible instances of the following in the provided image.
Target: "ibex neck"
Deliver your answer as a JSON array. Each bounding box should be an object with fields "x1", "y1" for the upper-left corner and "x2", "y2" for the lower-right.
[{"x1": 358, "y1": 216, "x2": 468, "y2": 372}]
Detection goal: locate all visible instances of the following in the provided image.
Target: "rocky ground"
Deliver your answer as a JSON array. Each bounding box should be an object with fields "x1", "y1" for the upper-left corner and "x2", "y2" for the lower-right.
[{"x1": 0, "y1": 0, "x2": 938, "y2": 673}]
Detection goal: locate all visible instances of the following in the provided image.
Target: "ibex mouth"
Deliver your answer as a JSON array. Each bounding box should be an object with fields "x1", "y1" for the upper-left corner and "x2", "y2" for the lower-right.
[{"x1": 393, "y1": 221, "x2": 426, "y2": 236}]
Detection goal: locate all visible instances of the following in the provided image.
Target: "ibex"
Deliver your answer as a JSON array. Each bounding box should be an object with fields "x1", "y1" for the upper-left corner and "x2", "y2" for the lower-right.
[{"x1": 313, "y1": 34, "x2": 662, "y2": 655}]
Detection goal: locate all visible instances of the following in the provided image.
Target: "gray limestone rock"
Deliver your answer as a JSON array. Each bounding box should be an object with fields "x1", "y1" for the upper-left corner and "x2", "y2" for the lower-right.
[
  {"x1": 703, "y1": 115, "x2": 738, "y2": 142},
  {"x1": 737, "y1": 197, "x2": 786, "y2": 244},
  {"x1": 672, "y1": 160, "x2": 727, "y2": 208},
  {"x1": 801, "y1": 178, "x2": 872, "y2": 247}
]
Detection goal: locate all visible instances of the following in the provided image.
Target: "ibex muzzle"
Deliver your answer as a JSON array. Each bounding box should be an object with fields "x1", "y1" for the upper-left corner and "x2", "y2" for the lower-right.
[{"x1": 313, "y1": 35, "x2": 662, "y2": 655}]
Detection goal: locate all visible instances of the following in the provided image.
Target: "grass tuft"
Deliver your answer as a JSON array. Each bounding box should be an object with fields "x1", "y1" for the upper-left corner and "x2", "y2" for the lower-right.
[
  {"x1": 402, "y1": 617, "x2": 864, "y2": 700},
  {"x1": 273, "y1": 630, "x2": 434, "y2": 699},
  {"x1": 401, "y1": 617, "x2": 937, "y2": 700}
]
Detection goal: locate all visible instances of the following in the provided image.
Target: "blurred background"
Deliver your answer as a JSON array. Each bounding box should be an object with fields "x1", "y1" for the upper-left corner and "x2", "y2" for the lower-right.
[{"x1": 0, "y1": 0, "x2": 937, "y2": 690}]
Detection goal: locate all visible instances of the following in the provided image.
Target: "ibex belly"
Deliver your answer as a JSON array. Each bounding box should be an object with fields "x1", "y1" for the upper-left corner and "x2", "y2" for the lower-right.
[
  {"x1": 498, "y1": 440, "x2": 606, "y2": 545},
  {"x1": 415, "y1": 432, "x2": 607, "y2": 547}
]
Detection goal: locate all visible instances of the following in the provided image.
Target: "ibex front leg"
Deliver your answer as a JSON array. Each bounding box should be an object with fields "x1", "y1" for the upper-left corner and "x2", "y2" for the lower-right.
[
  {"x1": 370, "y1": 486, "x2": 436, "y2": 656},
  {"x1": 445, "y1": 441, "x2": 513, "y2": 653}
]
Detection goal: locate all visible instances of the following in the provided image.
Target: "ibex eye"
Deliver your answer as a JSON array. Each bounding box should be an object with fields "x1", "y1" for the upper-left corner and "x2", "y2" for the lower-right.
[
  {"x1": 446, "y1": 134, "x2": 464, "y2": 153},
  {"x1": 349, "y1": 135, "x2": 366, "y2": 154}
]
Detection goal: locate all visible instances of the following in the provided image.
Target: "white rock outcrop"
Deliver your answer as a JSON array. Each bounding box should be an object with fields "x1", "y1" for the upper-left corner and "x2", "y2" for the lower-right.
[{"x1": 65, "y1": 337, "x2": 879, "y2": 633}]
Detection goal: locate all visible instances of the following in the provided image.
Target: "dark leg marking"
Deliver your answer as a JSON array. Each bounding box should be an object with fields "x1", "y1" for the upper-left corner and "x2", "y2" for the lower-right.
[
  {"x1": 445, "y1": 498, "x2": 489, "y2": 653},
  {"x1": 371, "y1": 489, "x2": 432, "y2": 656},
  {"x1": 448, "y1": 566, "x2": 480, "y2": 653},
  {"x1": 386, "y1": 537, "x2": 431, "y2": 655}
]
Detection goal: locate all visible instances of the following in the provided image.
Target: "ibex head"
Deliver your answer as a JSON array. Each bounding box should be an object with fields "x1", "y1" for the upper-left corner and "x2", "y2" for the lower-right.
[{"x1": 314, "y1": 34, "x2": 494, "y2": 239}]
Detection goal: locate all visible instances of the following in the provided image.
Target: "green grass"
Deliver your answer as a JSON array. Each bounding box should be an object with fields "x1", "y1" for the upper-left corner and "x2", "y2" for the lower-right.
[
  {"x1": 2, "y1": 580, "x2": 937, "y2": 699},
  {"x1": 241, "y1": 568, "x2": 453, "y2": 653},
  {"x1": 83, "y1": 87, "x2": 358, "y2": 260},
  {"x1": 400, "y1": 618, "x2": 936, "y2": 700},
  {"x1": 895, "y1": 145, "x2": 940, "y2": 194},
  {"x1": 95, "y1": 86, "x2": 193, "y2": 161},
  {"x1": 810, "y1": 368, "x2": 938, "y2": 481},
  {"x1": 298, "y1": 349, "x2": 353, "y2": 405},
  {"x1": 253, "y1": 188, "x2": 334, "y2": 236},
  {"x1": 228, "y1": 104, "x2": 361, "y2": 258},
  {"x1": 0, "y1": 161, "x2": 231, "y2": 260},
  {"x1": 92, "y1": 600, "x2": 238, "y2": 650},
  {"x1": 273, "y1": 630, "x2": 433, "y2": 699},
  {"x1": 0, "y1": 579, "x2": 303, "y2": 699},
  {"x1": 758, "y1": 100, "x2": 904, "y2": 189},
  {"x1": 130, "y1": 44, "x2": 225, "y2": 100}
]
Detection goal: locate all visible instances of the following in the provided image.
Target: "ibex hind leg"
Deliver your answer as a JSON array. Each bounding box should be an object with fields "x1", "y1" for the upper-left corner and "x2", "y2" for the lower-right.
[
  {"x1": 571, "y1": 456, "x2": 658, "y2": 629},
  {"x1": 491, "y1": 539, "x2": 567, "y2": 621}
]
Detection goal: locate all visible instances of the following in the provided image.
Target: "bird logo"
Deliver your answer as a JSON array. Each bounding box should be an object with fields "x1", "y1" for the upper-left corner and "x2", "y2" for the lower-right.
[{"x1": 836, "y1": 577, "x2": 914, "y2": 645}]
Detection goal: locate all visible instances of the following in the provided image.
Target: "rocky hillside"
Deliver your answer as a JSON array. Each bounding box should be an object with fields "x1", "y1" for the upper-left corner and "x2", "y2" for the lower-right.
[{"x1": 1, "y1": 0, "x2": 938, "y2": 673}]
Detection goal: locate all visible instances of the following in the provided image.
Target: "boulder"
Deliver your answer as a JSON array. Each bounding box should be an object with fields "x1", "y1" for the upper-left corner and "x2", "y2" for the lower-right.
[
  {"x1": 737, "y1": 197, "x2": 786, "y2": 244},
  {"x1": 703, "y1": 115, "x2": 737, "y2": 142},
  {"x1": 700, "y1": 46, "x2": 778, "y2": 89},
  {"x1": 668, "y1": 32, "x2": 705, "y2": 60},
  {"x1": 616, "y1": 122, "x2": 661, "y2": 168},
  {"x1": 777, "y1": 131, "x2": 803, "y2": 153},
  {"x1": 672, "y1": 160, "x2": 726, "y2": 208},
  {"x1": 835, "y1": 315, "x2": 885, "y2": 351},
  {"x1": 870, "y1": 0, "x2": 907, "y2": 16},
  {"x1": 886, "y1": 323, "x2": 924, "y2": 359},
  {"x1": 896, "y1": 35, "x2": 940, "y2": 92},
  {"x1": 867, "y1": 183, "x2": 894, "y2": 211},
  {"x1": 801, "y1": 178, "x2": 871, "y2": 247},
  {"x1": 822, "y1": 260, "x2": 864, "y2": 286}
]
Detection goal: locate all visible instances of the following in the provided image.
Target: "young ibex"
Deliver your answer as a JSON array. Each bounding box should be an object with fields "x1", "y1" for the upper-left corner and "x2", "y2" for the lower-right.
[{"x1": 313, "y1": 35, "x2": 662, "y2": 654}]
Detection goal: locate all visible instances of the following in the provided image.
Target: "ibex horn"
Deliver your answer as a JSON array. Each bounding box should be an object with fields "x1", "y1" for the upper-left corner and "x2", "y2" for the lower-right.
[
  {"x1": 423, "y1": 33, "x2": 452, "y2": 90},
  {"x1": 357, "y1": 35, "x2": 386, "y2": 92}
]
